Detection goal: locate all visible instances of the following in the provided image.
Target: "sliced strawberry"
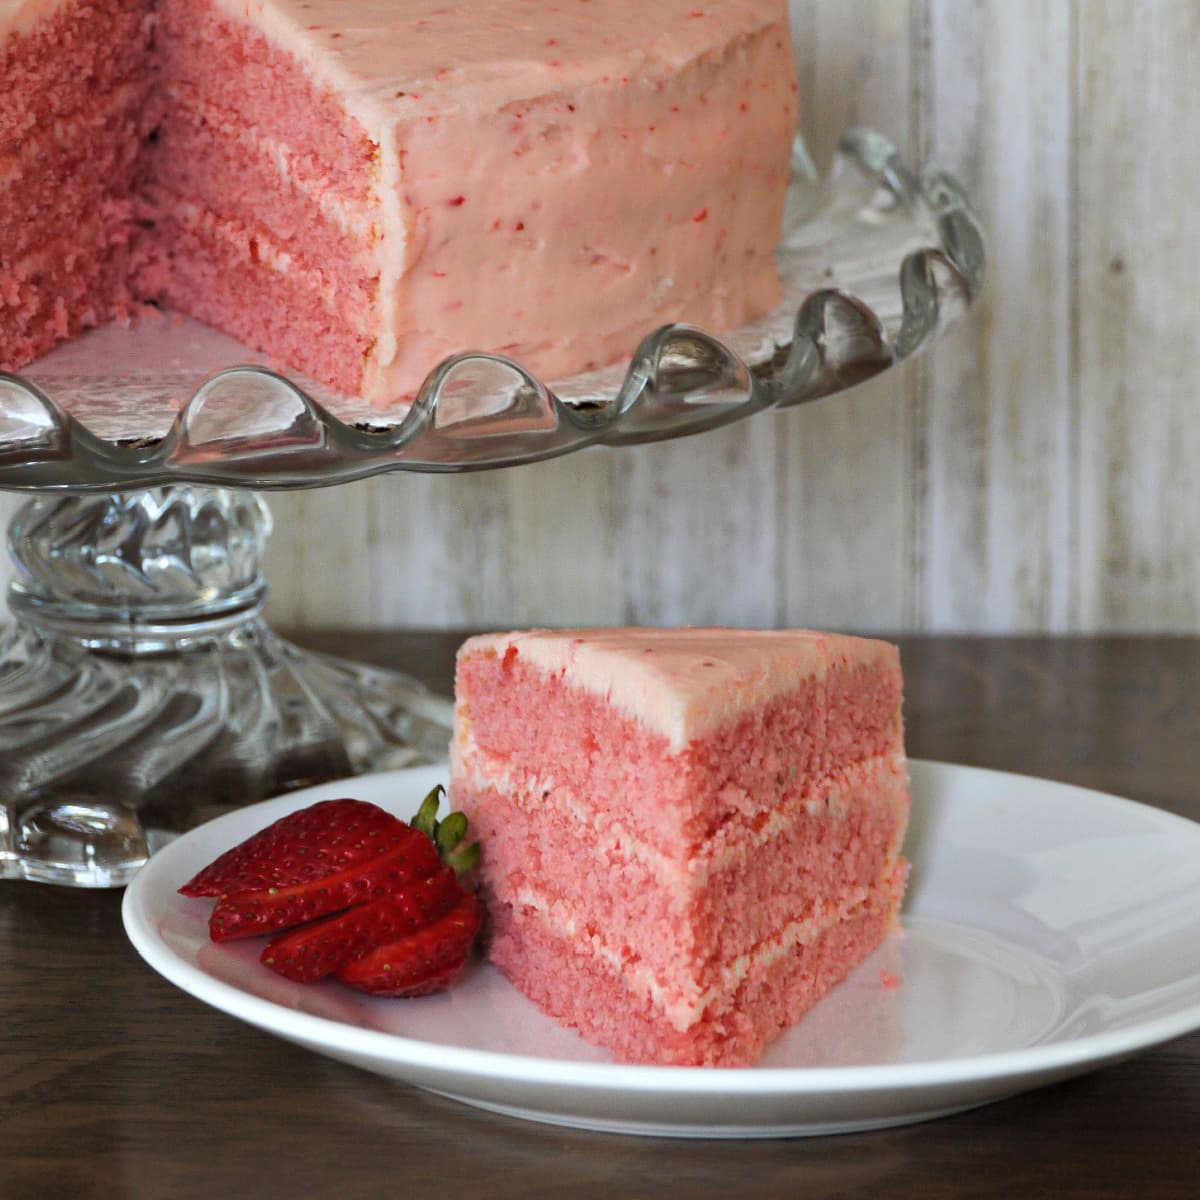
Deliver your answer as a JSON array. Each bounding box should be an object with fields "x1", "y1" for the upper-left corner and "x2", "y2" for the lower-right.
[
  {"x1": 207, "y1": 834, "x2": 443, "y2": 942},
  {"x1": 260, "y1": 867, "x2": 462, "y2": 982},
  {"x1": 374, "y1": 960, "x2": 468, "y2": 1000},
  {"x1": 180, "y1": 799, "x2": 413, "y2": 898},
  {"x1": 182, "y1": 785, "x2": 484, "y2": 1002},
  {"x1": 336, "y1": 892, "x2": 482, "y2": 997}
]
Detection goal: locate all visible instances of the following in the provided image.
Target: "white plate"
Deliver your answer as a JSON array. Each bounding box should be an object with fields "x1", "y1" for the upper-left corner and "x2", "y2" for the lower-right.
[{"x1": 122, "y1": 761, "x2": 1200, "y2": 1138}]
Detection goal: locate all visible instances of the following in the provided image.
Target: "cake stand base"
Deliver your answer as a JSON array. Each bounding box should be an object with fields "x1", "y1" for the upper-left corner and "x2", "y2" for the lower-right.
[{"x1": 0, "y1": 486, "x2": 452, "y2": 887}]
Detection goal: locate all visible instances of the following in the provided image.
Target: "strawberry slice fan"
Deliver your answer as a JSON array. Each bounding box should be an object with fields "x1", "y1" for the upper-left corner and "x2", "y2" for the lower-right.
[{"x1": 179, "y1": 788, "x2": 482, "y2": 998}]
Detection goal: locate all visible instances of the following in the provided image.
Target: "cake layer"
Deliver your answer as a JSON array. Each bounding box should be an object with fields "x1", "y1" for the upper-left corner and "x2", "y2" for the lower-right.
[
  {"x1": 139, "y1": 214, "x2": 374, "y2": 392},
  {"x1": 1, "y1": 0, "x2": 152, "y2": 369},
  {"x1": 149, "y1": 104, "x2": 380, "y2": 293},
  {"x1": 455, "y1": 751, "x2": 909, "y2": 995},
  {"x1": 139, "y1": 182, "x2": 376, "y2": 322},
  {"x1": 2, "y1": 217, "x2": 136, "y2": 370},
  {"x1": 0, "y1": 0, "x2": 154, "y2": 149},
  {"x1": 453, "y1": 629, "x2": 903, "y2": 852},
  {"x1": 155, "y1": 0, "x2": 380, "y2": 201},
  {"x1": 0, "y1": 81, "x2": 148, "y2": 261},
  {"x1": 142, "y1": 0, "x2": 388, "y2": 397},
  {"x1": 488, "y1": 866, "x2": 905, "y2": 1066}
]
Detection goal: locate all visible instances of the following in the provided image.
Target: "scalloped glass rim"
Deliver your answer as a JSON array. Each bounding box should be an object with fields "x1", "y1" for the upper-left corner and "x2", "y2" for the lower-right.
[{"x1": 0, "y1": 128, "x2": 985, "y2": 492}]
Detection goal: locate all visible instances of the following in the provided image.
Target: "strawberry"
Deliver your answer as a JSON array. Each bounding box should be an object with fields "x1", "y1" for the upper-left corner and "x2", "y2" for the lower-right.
[
  {"x1": 207, "y1": 836, "x2": 442, "y2": 942},
  {"x1": 180, "y1": 785, "x2": 483, "y2": 1001},
  {"x1": 179, "y1": 798, "x2": 415, "y2": 898},
  {"x1": 336, "y1": 891, "x2": 482, "y2": 997},
  {"x1": 260, "y1": 866, "x2": 461, "y2": 982}
]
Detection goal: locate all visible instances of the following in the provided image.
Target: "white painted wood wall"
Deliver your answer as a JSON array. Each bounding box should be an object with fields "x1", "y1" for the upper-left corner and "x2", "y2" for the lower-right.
[{"x1": 7, "y1": 0, "x2": 1199, "y2": 634}]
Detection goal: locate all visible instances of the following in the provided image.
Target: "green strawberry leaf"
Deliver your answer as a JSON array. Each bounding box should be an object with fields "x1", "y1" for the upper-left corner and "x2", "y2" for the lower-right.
[{"x1": 411, "y1": 784, "x2": 443, "y2": 840}]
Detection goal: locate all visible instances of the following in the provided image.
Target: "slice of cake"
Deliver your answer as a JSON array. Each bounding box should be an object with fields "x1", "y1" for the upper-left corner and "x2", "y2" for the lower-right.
[
  {"x1": 451, "y1": 627, "x2": 910, "y2": 1067},
  {"x1": 2, "y1": 0, "x2": 799, "y2": 408}
]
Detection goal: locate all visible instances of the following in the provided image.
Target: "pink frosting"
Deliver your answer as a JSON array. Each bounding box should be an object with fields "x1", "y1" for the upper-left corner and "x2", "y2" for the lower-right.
[
  {"x1": 457, "y1": 627, "x2": 900, "y2": 750},
  {"x1": 207, "y1": 1, "x2": 793, "y2": 120}
]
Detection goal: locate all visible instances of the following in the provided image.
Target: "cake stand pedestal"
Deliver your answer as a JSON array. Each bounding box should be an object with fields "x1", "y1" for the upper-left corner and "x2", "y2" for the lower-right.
[
  {"x1": 0, "y1": 485, "x2": 451, "y2": 885},
  {"x1": 0, "y1": 130, "x2": 984, "y2": 885}
]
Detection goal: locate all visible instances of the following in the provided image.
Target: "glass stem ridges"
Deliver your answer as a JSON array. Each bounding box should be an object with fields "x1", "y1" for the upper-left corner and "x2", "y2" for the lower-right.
[{"x1": 0, "y1": 485, "x2": 451, "y2": 887}]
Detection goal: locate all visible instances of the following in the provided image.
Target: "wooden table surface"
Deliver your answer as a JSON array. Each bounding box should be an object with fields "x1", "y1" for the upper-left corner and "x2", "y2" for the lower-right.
[{"x1": 3, "y1": 634, "x2": 1198, "y2": 1199}]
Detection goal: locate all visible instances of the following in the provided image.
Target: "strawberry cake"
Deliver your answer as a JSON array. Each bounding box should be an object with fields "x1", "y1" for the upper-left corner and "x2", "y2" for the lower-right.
[
  {"x1": 1, "y1": 0, "x2": 798, "y2": 408},
  {"x1": 451, "y1": 627, "x2": 910, "y2": 1067}
]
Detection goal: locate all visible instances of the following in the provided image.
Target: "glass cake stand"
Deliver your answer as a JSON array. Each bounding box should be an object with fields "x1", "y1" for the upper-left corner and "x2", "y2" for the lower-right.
[{"x1": 0, "y1": 130, "x2": 984, "y2": 886}]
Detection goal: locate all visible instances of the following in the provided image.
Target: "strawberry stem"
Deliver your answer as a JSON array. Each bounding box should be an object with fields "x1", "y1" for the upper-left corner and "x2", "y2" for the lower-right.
[
  {"x1": 412, "y1": 785, "x2": 442, "y2": 840},
  {"x1": 445, "y1": 841, "x2": 480, "y2": 875},
  {"x1": 435, "y1": 811, "x2": 468, "y2": 855},
  {"x1": 410, "y1": 784, "x2": 479, "y2": 878}
]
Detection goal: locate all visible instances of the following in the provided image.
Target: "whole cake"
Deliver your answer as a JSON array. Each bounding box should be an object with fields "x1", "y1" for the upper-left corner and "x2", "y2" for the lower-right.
[
  {"x1": 1, "y1": 0, "x2": 798, "y2": 407},
  {"x1": 451, "y1": 627, "x2": 910, "y2": 1067}
]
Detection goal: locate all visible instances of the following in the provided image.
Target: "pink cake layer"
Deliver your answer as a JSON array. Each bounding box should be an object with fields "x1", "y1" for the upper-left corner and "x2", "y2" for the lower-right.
[
  {"x1": 2, "y1": 215, "x2": 137, "y2": 370},
  {"x1": 488, "y1": 866, "x2": 906, "y2": 1067},
  {"x1": 138, "y1": 183, "x2": 373, "y2": 326},
  {"x1": 455, "y1": 753, "x2": 908, "y2": 997},
  {"x1": 454, "y1": 638, "x2": 902, "y2": 853},
  {"x1": 136, "y1": 0, "x2": 384, "y2": 392},
  {"x1": 0, "y1": 0, "x2": 152, "y2": 370},
  {"x1": 0, "y1": 0, "x2": 153, "y2": 148},
  {"x1": 1, "y1": 82, "x2": 147, "y2": 260},
  {"x1": 148, "y1": 105, "x2": 379, "y2": 310},
  {"x1": 154, "y1": 0, "x2": 379, "y2": 201},
  {"x1": 137, "y1": 212, "x2": 374, "y2": 391}
]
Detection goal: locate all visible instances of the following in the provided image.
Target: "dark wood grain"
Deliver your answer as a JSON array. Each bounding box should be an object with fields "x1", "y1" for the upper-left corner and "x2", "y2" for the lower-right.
[{"x1": 2, "y1": 635, "x2": 1198, "y2": 1200}]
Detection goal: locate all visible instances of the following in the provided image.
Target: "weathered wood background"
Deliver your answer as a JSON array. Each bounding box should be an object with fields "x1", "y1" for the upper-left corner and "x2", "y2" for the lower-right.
[{"x1": 7, "y1": 0, "x2": 1198, "y2": 633}]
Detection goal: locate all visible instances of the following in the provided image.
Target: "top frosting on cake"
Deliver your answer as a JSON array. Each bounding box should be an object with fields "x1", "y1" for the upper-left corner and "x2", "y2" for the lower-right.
[
  {"x1": 202, "y1": 0, "x2": 792, "y2": 121},
  {"x1": 460, "y1": 627, "x2": 900, "y2": 750}
]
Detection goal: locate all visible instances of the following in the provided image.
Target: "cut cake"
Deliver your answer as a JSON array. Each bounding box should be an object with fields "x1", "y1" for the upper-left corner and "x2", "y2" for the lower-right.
[
  {"x1": 451, "y1": 627, "x2": 910, "y2": 1067},
  {"x1": 1, "y1": 0, "x2": 798, "y2": 408}
]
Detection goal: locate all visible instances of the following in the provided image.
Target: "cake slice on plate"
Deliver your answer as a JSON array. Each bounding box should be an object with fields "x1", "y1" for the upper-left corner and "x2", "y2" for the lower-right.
[{"x1": 451, "y1": 627, "x2": 910, "y2": 1067}]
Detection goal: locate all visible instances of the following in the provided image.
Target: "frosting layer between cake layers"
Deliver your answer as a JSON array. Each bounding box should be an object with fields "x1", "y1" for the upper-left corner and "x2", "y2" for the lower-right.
[
  {"x1": 452, "y1": 628, "x2": 911, "y2": 1067},
  {"x1": 1, "y1": 0, "x2": 798, "y2": 408}
]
